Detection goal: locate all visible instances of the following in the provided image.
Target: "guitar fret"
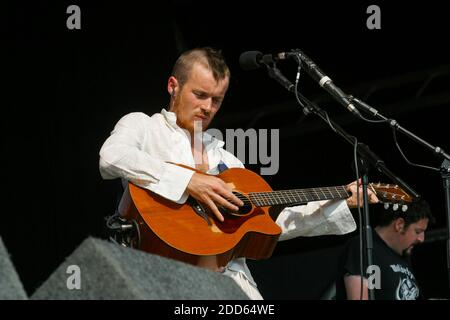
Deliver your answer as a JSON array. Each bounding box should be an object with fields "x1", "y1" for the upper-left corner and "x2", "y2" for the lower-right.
[
  {"x1": 335, "y1": 186, "x2": 347, "y2": 199},
  {"x1": 313, "y1": 189, "x2": 319, "y2": 201},
  {"x1": 286, "y1": 191, "x2": 296, "y2": 204},
  {"x1": 334, "y1": 187, "x2": 340, "y2": 198},
  {"x1": 283, "y1": 191, "x2": 294, "y2": 203},
  {"x1": 274, "y1": 192, "x2": 282, "y2": 205},
  {"x1": 250, "y1": 193, "x2": 269, "y2": 207},
  {"x1": 273, "y1": 192, "x2": 283, "y2": 205}
]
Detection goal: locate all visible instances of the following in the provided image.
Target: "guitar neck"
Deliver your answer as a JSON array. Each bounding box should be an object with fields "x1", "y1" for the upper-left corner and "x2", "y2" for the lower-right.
[{"x1": 248, "y1": 186, "x2": 350, "y2": 207}]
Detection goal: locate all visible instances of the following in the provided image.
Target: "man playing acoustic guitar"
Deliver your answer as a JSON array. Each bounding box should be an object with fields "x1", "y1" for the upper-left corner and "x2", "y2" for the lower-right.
[{"x1": 99, "y1": 47, "x2": 379, "y2": 299}]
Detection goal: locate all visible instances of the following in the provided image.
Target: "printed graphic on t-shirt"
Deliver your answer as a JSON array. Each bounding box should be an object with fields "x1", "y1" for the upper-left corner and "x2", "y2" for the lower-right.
[
  {"x1": 395, "y1": 277, "x2": 419, "y2": 300},
  {"x1": 391, "y1": 264, "x2": 419, "y2": 300}
]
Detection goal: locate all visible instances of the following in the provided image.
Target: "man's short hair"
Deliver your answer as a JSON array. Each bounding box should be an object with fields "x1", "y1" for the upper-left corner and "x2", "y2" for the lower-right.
[
  {"x1": 373, "y1": 199, "x2": 435, "y2": 228},
  {"x1": 171, "y1": 47, "x2": 230, "y2": 87}
]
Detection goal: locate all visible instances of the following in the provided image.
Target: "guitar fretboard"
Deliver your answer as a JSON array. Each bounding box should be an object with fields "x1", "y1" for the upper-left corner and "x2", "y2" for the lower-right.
[{"x1": 248, "y1": 186, "x2": 350, "y2": 207}]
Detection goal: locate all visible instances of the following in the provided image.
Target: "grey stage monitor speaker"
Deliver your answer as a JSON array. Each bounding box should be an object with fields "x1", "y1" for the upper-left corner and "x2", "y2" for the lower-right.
[
  {"x1": 31, "y1": 237, "x2": 249, "y2": 300},
  {"x1": 0, "y1": 237, "x2": 28, "y2": 300}
]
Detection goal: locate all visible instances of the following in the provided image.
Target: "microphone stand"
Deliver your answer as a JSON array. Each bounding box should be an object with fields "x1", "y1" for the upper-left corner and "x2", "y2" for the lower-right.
[
  {"x1": 265, "y1": 65, "x2": 419, "y2": 299},
  {"x1": 297, "y1": 96, "x2": 417, "y2": 300},
  {"x1": 349, "y1": 96, "x2": 450, "y2": 295}
]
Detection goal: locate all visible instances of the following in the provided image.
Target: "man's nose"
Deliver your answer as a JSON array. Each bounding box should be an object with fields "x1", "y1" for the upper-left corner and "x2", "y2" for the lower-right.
[
  {"x1": 201, "y1": 99, "x2": 212, "y2": 113},
  {"x1": 417, "y1": 233, "x2": 425, "y2": 243}
]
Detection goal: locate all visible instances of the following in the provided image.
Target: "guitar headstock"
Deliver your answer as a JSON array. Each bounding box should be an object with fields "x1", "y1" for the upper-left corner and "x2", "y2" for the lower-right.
[{"x1": 369, "y1": 183, "x2": 414, "y2": 211}]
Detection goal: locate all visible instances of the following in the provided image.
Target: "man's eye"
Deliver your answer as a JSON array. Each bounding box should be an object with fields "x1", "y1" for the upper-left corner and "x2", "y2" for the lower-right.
[{"x1": 194, "y1": 92, "x2": 206, "y2": 98}]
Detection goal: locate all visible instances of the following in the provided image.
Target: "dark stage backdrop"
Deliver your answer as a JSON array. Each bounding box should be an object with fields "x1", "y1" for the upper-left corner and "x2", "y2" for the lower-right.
[{"x1": 3, "y1": 1, "x2": 450, "y2": 298}]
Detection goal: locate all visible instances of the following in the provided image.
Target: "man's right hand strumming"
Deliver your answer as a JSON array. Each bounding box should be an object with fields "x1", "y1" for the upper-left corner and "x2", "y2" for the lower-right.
[{"x1": 186, "y1": 172, "x2": 244, "y2": 222}]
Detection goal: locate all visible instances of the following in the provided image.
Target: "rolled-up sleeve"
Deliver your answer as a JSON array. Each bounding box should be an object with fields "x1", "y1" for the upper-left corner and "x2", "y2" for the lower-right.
[
  {"x1": 146, "y1": 162, "x2": 194, "y2": 203},
  {"x1": 276, "y1": 199, "x2": 356, "y2": 241},
  {"x1": 99, "y1": 113, "x2": 194, "y2": 204}
]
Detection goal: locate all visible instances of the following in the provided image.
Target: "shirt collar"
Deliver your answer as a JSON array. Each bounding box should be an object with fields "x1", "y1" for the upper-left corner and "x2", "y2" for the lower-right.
[{"x1": 161, "y1": 108, "x2": 178, "y2": 128}]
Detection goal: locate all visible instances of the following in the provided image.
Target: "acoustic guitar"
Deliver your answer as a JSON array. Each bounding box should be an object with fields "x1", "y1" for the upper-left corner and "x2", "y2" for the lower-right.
[{"x1": 118, "y1": 166, "x2": 413, "y2": 268}]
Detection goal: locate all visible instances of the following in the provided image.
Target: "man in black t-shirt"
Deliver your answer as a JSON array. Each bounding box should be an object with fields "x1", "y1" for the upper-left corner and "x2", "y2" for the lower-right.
[{"x1": 336, "y1": 199, "x2": 434, "y2": 300}]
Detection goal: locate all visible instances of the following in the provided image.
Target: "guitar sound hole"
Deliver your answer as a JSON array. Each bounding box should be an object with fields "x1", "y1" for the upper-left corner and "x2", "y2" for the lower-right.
[{"x1": 219, "y1": 192, "x2": 252, "y2": 217}]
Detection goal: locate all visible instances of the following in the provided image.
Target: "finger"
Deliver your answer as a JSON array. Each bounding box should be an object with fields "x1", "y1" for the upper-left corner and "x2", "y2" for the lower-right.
[
  {"x1": 218, "y1": 181, "x2": 244, "y2": 206},
  {"x1": 347, "y1": 183, "x2": 359, "y2": 193},
  {"x1": 370, "y1": 193, "x2": 379, "y2": 203},
  {"x1": 225, "y1": 190, "x2": 244, "y2": 207},
  {"x1": 348, "y1": 179, "x2": 361, "y2": 187},
  {"x1": 211, "y1": 192, "x2": 240, "y2": 212},
  {"x1": 204, "y1": 198, "x2": 224, "y2": 222}
]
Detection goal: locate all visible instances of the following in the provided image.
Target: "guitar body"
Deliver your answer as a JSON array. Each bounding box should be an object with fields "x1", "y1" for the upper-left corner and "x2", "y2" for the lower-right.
[{"x1": 119, "y1": 167, "x2": 282, "y2": 268}]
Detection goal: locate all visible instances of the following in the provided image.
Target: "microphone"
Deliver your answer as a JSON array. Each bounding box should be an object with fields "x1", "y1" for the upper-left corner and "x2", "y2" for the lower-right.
[
  {"x1": 239, "y1": 51, "x2": 281, "y2": 71},
  {"x1": 288, "y1": 50, "x2": 361, "y2": 117},
  {"x1": 239, "y1": 50, "x2": 361, "y2": 117},
  {"x1": 239, "y1": 50, "x2": 294, "y2": 92}
]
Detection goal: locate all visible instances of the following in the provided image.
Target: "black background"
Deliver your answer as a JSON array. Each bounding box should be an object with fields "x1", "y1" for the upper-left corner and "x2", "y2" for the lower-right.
[{"x1": 3, "y1": 1, "x2": 450, "y2": 299}]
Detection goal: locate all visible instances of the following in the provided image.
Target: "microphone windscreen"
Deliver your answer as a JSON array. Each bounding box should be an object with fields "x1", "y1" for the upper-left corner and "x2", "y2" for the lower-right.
[{"x1": 239, "y1": 51, "x2": 262, "y2": 71}]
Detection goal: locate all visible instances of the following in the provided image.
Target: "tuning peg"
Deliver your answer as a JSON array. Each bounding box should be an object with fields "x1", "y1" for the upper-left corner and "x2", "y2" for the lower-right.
[
  {"x1": 402, "y1": 205, "x2": 408, "y2": 212},
  {"x1": 384, "y1": 203, "x2": 390, "y2": 209},
  {"x1": 393, "y1": 204, "x2": 399, "y2": 211}
]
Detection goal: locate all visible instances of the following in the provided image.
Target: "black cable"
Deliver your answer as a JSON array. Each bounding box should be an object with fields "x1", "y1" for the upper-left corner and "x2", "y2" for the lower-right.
[
  {"x1": 292, "y1": 52, "x2": 366, "y2": 298},
  {"x1": 392, "y1": 127, "x2": 440, "y2": 172}
]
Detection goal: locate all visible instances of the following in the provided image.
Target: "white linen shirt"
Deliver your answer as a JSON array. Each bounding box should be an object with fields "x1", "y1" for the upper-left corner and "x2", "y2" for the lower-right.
[{"x1": 99, "y1": 109, "x2": 356, "y2": 299}]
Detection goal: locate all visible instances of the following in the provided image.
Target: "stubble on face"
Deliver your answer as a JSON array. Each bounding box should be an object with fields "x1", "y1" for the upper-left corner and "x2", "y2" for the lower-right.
[{"x1": 170, "y1": 63, "x2": 229, "y2": 135}]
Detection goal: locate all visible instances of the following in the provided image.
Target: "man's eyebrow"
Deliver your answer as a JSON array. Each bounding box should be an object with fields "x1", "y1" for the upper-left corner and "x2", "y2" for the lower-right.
[
  {"x1": 193, "y1": 89, "x2": 214, "y2": 95},
  {"x1": 193, "y1": 89, "x2": 224, "y2": 99}
]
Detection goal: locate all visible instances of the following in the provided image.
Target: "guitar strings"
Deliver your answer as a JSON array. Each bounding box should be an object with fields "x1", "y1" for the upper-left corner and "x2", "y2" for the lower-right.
[
  {"x1": 233, "y1": 184, "x2": 408, "y2": 208},
  {"x1": 248, "y1": 187, "x2": 350, "y2": 207}
]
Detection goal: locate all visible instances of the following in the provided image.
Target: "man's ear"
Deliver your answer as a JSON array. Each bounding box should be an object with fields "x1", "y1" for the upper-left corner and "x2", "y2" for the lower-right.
[
  {"x1": 394, "y1": 217, "x2": 406, "y2": 233},
  {"x1": 168, "y1": 76, "x2": 178, "y2": 97}
]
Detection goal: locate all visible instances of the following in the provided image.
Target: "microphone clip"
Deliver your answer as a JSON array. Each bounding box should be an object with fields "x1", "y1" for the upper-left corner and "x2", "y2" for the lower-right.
[{"x1": 266, "y1": 65, "x2": 295, "y2": 93}]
